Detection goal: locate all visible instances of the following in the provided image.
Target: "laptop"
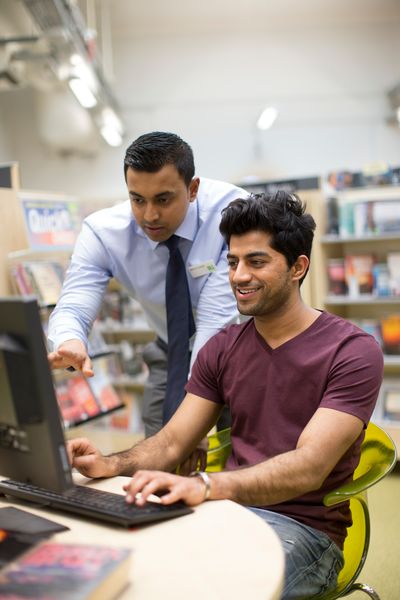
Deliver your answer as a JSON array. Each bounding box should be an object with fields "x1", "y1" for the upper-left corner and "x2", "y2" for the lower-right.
[{"x1": 0, "y1": 297, "x2": 193, "y2": 527}]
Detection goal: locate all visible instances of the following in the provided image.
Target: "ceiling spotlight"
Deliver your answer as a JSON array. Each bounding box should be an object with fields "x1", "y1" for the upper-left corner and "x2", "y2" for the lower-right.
[
  {"x1": 99, "y1": 107, "x2": 124, "y2": 147},
  {"x1": 68, "y1": 77, "x2": 97, "y2": 108},
  {"x1": 100, "y1": 125, "x2": 123, "y2": 147},
  {"x1": 257, "y1": 106, "x2": 278, "y2": 130}
]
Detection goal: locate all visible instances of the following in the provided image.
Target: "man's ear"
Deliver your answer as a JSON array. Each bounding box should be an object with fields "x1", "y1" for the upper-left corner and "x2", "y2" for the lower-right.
[
  {"x1": 189, "y1": 177, "x2": 200, "y2": 201},
  {"x1": 292, "y1": 255, "x2": 309, "y2": 281}
]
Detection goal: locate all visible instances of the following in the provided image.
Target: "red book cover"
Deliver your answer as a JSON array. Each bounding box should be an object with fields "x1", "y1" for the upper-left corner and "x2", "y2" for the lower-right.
[
  {"x1": 67, "y1": 376, "x2": 101, "y2": 419},
  {"x1": 0, "y1": 543, "x2": 131, "y2": 599},
  {"x1": 88, "y1": 357, "x2": 123, "y2": 412},
  {"x1": 327, "y1": 258, "x2": 347, "y2": 296}
]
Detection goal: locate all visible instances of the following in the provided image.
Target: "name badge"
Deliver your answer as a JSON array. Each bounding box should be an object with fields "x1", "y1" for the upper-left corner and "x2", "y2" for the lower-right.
[{"x1": 189, "y1": 260, "x2": 217, "y2": 278}]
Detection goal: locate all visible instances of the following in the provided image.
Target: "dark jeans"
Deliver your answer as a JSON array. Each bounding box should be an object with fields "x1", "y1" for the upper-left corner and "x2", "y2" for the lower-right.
[{"x1": 248, "y1": 508, "x2": 344, "y2": 600}]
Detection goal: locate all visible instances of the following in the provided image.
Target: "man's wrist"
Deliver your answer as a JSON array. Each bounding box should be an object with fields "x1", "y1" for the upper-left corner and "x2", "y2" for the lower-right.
[{"x1": 189, "y1": 470, "x2": 211, "y2": 501}]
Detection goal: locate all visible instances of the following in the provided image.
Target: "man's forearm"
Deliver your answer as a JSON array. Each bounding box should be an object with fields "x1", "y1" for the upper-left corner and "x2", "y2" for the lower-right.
[
  {"x1": 107, "y1": 429, "x2": 181, "y2": 477},
  {"x1": 208, "y1": 447, "x2": 324, "y2": 507}
]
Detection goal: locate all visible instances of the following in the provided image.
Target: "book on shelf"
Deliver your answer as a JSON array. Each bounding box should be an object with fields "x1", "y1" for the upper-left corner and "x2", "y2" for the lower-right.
[
  {"x1": 327, "y1": 258, "x2": 347, "y2": 296},
  {"x1": 54, "y1": 374, "x2": 101, "y2": 428},
  {"x1": 372, "y1": 263, "x2": 391, "y2": 297},
  {"x1": 387, "y1": 252, "x2": 400, "y2": 296},
  {"x1": 9, "y1": 262, "x2": 34, "y2": 296},
  {"x1": 54, "y1": 360, "x2": 124, "y2": 429},
  {"x1": 8, "y1": 260, "x2": 64, "y2": 306},
  {"x1": 344, "y1": 254, "x2": 374, "y2": 297},
  {"x1": 24, "y1": 261, "x2": 64, "y2": 305},
  {"x1": 380, "y1": 314, "x2": 400, "y2": 355},
  {"x1": 0, "y1": 542, "x2": 131, "y2": 600},
  {"x1": 374, "y1": 377, "x2": 400, "y2": 423},
  {"x1": 88, "y1": 355, "x2": 124, "y2": 413},
  {"x1": 338, "y1": 200, "x2": 354, "y2": 237},
  {"x1": 353, "y1": 201, "x2": 375, "y2": 237},
  {"x1": 336, "y1": 198, "x2": 400, "y2": 238},
  {"x1": 372, "y1": 200, "x2": 400, "y2": 234}
]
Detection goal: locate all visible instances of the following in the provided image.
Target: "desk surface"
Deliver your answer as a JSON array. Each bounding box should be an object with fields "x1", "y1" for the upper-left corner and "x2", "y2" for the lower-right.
[{"x1": 0, "y1": 475, "x2": 284, "y2": 600}]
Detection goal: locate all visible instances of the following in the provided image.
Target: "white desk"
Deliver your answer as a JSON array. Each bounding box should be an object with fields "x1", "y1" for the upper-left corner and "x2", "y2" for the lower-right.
[{"x1": 0, "y1": 475, "x2": 284, "y2": 600}]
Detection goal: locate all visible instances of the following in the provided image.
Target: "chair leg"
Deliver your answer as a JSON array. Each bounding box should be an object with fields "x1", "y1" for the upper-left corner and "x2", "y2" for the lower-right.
[{"x1": 347, "y1": 582, "x2": 380, "y2": 600}]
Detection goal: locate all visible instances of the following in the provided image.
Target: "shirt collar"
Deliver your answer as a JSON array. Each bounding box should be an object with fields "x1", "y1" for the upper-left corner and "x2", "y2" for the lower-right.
[{"x1": 134, "y1": 199, "x2": 199, "y2": 250}]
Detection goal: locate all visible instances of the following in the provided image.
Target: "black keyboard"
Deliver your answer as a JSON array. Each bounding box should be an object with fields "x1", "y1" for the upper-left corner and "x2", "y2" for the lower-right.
[{"x1": 0, "y1": 479, "x2": 193, "y2": 527}]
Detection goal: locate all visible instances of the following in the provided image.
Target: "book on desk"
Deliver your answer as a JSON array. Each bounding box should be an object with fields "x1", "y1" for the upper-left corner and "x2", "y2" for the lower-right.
[{"x1": 0, "y1": 542, "x2": 131, "y2": 599}]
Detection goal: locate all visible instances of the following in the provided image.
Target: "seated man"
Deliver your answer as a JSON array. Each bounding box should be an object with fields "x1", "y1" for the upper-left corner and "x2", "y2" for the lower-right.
[{"x1": 68, "y1": 191, "x2": 383, "y2": 600}]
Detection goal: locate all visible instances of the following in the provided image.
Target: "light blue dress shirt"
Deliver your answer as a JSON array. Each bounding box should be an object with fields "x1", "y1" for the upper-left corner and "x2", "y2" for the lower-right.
[{"x1": 48, "y1": 177, "x2": 248, "y2": 368}]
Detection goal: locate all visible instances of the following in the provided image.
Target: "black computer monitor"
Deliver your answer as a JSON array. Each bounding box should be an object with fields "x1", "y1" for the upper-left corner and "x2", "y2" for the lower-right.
[{"x1": 0, "y1": 297, "x2": 73, "y2": 492}]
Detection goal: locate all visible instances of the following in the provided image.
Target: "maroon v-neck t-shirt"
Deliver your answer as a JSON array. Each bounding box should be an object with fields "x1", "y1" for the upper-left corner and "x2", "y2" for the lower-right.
[{"x1": 186, "y1": 311, "x2": 383, "y2": 548}]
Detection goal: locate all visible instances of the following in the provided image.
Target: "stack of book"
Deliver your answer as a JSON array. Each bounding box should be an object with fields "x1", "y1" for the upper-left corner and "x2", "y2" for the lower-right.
[
  {"x1": 9, "y1": 260, "x2": 65, "y2": 306},
  {"x1": 327, "y1": 252, "x2": 400, "y2": 298},
  {"x1": 335, "y1": 198, "x2": 400, "y2": 237},
  {"x1": 54, "y1": 354, "x2": 124, "y2": 429},
  {"x1": 0, "y1": 541, "x2": 131, "y2": 599}
]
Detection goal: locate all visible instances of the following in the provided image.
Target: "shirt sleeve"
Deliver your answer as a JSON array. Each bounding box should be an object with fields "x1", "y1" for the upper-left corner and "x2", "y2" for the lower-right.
[
  {"x1": 187, "y1": 332, "x2": 226, "y2": 404},
  {"x1": 48, "y1": 221, "x2": 112, "y2": 350},
  {"x1": 189, "y1": 246, "x2": 238, "y2": 370},
  {"x1": 320, "y1": 334, "x2": 384, "y2": 426}
]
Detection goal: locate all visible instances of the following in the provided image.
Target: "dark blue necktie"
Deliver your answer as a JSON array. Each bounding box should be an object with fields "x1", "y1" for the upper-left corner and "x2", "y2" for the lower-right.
[{"x1": 163, "y1": 235, "x2": 196, "y2": 424}]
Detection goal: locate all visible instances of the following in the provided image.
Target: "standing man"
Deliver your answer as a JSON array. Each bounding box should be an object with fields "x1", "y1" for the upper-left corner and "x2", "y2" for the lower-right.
[
  {"x1": 48, "y1": 131, "x2": 246, "y2": 438},
  {"x1": 67, "y1": 191, "x2": 383, "y2": 599}
]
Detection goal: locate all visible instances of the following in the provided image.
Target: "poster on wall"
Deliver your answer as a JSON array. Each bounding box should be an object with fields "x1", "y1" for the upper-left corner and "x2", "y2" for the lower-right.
[{"x1": 18, "y1": 191, "x2": 80, "y2": 251}]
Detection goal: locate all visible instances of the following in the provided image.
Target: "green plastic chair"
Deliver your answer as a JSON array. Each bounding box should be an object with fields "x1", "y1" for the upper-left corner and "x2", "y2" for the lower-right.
[
  {"x1": 316, "y1": 421, "x2": 397, "y2": 600},
  {"x1": 205, "y1": 427, "x2": 232, "y2": 472},
  {"x1": 205, "y1": 422, "x2": 397, "y2": 600}
]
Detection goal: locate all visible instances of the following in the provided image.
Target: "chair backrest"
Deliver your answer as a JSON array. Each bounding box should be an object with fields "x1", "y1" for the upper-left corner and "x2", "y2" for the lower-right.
[
  {"x1": 205, "y1": 423, "x2": 396, "y2": 598},
  {"x1": 205, "y1": 428, "x2": 232, "y2": 472},
  {"x1": 333, "y1": 496, "x2": 369, "y2": 595},
  {"x1": 322, "y1": 421, "x2": 397, "y2": 599}
]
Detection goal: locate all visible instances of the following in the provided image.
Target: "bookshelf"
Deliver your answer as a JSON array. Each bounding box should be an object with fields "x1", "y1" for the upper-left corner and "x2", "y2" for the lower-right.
[
  {"x1": 0, "y1": 163, "x2": 28, "y2": 296},
  {"x1": 1, "y1": 171, "x2": 147, "y2": 436},
  {"x1": 314, "y1": 184, "x2": 400, "y2": 453}
]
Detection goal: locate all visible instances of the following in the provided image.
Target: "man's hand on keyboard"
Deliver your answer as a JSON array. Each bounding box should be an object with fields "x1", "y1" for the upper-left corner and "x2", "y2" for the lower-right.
[
  {"x1": 67, "y1": 438, "x2": 117, "y2": 479},
  {"x1": 123, "y1": 470, "x2": 212, "y2": 507}
]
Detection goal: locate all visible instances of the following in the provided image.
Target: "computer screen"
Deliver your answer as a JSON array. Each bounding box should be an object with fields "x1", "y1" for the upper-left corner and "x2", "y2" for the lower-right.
[{"x1": 0, "y1": 297, "x2": 73, "y2": 492}]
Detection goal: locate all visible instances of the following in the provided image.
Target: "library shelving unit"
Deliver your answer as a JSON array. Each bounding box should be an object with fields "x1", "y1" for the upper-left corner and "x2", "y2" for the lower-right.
[
  {"x1": 313, "y1": 184, "x2": 400, "y2": 453},
  {"x1": 1, "y1": 165, "x2": 148, "y2": 436}
]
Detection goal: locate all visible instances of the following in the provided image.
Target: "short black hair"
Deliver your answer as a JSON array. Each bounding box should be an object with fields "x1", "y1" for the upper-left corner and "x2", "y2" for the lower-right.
[
  {"x1": 219, "y1": 191, "x2": 316, "y2": 285},
  {"x1": 124, "y1": 131, "x2": 195, "y2": 186}
]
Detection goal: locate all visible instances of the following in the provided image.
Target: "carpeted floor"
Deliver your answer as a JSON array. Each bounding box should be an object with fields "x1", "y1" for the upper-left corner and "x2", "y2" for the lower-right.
[{"x1": 348, "y1": 467, "x2": 400, "y2": 599}]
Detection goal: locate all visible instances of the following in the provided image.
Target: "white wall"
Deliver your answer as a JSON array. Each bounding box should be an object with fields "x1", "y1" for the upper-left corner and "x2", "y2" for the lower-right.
[{"x1": 0, "y1": 14, "x2": 400, "y2": 198}]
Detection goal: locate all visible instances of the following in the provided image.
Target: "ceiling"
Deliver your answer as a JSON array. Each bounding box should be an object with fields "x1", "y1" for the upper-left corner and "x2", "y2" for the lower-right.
[
  {"x1": 1, "y1": 0, "x2": 400, "y2": 158},
  {"x1": 2, "y1": 0, "x2": 400, "y2": 89},
  {"x1": 107, "y1": 0, "x2": 400, "y2": 36}
]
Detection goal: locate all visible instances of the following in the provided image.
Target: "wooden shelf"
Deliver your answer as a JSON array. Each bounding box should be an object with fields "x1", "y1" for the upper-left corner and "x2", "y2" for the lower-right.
[
  {"x1": 311, "y1": 185, "x2": 400, "y2": 462},
  {"x1": 101, "y1": 326, "x2": 156, "y2": 345},
  {"x1": 321, "y1": 232, "x2": 400, "y2": 244},
  {"x1": 324, "y1": 294, "x2": 400, "y2": 305},
  {"x1": 113, "y1": 374, "x2": 147, "y2": 393},
  {"x1": 383, "y1": 355, "x2": 400, "y2": 367}
]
